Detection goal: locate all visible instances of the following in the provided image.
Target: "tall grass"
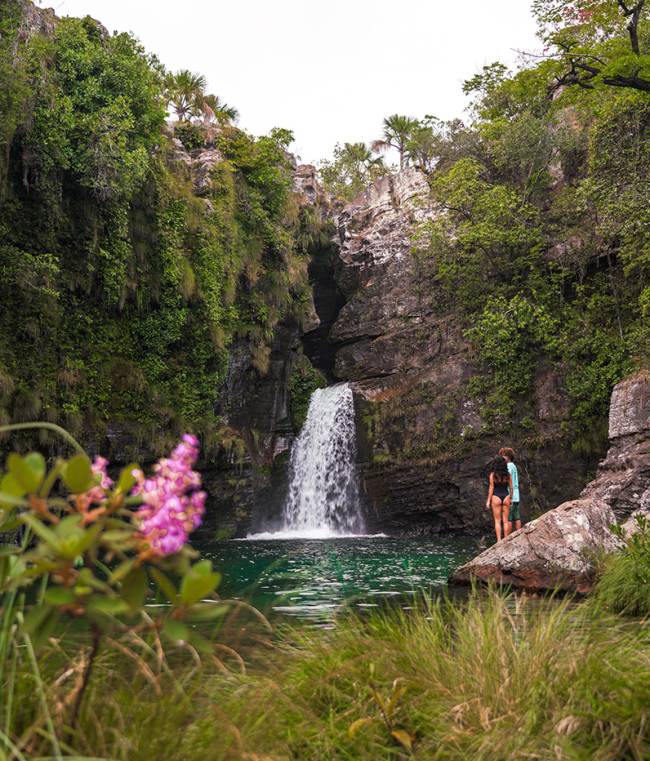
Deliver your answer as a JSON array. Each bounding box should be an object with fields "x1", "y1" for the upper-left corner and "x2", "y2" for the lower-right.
[
  {"x1": 592, "y1": 514, "x2": 650, "y2": 617},
  {"x1": 6, "y1": 591, "x2": 650, "y2": 760}
]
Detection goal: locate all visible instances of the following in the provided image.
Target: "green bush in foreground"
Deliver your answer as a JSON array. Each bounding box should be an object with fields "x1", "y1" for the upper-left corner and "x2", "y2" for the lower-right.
[
  {"x1": 593, "y1": 514, "x2": 650, "y2": 617},
  {"x1": 9, "y1": 591, "x2": 650, "y2": 760}
]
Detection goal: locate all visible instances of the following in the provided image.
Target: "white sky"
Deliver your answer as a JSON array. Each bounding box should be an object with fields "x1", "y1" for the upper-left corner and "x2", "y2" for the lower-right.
[{"x1": 49, "y1": 0, "x2": 540, "y2": 164}]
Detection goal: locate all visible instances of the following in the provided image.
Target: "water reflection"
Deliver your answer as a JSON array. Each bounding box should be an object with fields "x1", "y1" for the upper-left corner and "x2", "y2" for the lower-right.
[{"x1": 199, "y1": 536, "x2": 476, "y2": 625}]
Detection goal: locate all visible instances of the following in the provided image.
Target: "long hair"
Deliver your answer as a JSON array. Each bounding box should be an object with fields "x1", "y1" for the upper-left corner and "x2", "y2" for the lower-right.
[{"x1": 489, "y1": 455, "x2": 509, "y2": 485}]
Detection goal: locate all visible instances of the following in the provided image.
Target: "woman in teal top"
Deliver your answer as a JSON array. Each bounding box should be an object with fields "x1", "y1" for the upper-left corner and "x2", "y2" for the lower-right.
[{"x1": 500, "y1": 447, "x2": 521, "y2": 534}]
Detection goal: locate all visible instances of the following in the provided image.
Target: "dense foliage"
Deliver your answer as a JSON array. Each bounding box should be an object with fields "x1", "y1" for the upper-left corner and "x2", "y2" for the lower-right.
[
  {"x1": 425, "y1": 23, "x2": 650, "y2": 439},
  {"x1": 0, "y1": 3, "x2": 313, "y2": 458}
]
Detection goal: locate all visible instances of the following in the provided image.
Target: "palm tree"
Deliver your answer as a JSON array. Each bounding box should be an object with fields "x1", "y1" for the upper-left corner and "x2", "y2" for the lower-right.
[
  {"x1": 372, "y1": 114, "x2": 419, "y2": 170},
  {"x1": 166, "y1": 69, "x2": 207, "y2": 121},
  {"x1": 201, "y1": 94, "x2": 239, "y2": 124},
  {"x1": 340, "y1": 142, "x2": 383, "y2": 174}
]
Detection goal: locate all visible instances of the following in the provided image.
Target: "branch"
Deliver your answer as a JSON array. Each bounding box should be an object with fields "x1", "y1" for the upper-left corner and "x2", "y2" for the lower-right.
[{"x1": 618, "y1": 0, "x2": 645, "y2": 55}]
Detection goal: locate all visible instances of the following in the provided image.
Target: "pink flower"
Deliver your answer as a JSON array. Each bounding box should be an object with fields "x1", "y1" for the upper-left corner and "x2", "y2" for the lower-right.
[{"x1": 132, "y1": 434, "x2": 205, "y2": 557}]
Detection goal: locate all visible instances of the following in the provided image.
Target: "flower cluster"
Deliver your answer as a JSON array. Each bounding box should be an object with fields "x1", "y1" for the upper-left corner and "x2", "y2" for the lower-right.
[{"x1": 133, "y1": 434, "x2": 206, "y2": 556}]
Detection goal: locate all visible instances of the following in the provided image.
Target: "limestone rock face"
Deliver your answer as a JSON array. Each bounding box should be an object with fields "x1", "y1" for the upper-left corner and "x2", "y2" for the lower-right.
[
  {"x1": 450, "y1": 370, "x2": 650, "y2": 591},
  {"x1": 165, "y1": 136, "x2": 225, "y2": 197},
  {"x1": 580, "y1": 370, "x2": 650, "y2": 521},
  {"x1": 608, "y1": 370, "x2": 650, "y2": 440},
  {"x1": 451, "y1": 498, "x2": 622, "y2": 593},
  {"x1": 15, "y1": 0, "x2": 57, "y2": 39},
  {"x1": 191, "y1": 146, "x2": 225, "y2": 196}
]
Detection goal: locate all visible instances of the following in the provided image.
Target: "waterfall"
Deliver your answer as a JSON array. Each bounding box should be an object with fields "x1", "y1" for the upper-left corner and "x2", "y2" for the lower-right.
[{"x1": 282, "y1": 383, "x2": 364, "y2": 536}]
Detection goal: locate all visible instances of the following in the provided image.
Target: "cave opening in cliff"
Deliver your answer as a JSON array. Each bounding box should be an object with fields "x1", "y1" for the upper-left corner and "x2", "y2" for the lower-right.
[{"x1": 301, "y1": 238, "x2": 346, "y2": 383}]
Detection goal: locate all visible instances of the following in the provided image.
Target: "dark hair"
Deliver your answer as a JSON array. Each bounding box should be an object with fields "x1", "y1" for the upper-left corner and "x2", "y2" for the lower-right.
[
  {"x1": 499, "y1": 447, "x2": 515, "y2": 462},
  {"x1": 489, "y1": 455, "x2": 509, "y2": 485}
]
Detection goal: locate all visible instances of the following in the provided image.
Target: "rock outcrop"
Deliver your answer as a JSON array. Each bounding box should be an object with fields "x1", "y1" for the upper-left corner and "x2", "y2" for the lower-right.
[
  {"x1": 308, "y1": 168, "x2": 599, "y2": 536},
  {"x1": 450, "y1": 370, "x2": 649, "y2": 591},
  {"x1": 450, "y1": 498, "x2": 621, "y2": 593}
]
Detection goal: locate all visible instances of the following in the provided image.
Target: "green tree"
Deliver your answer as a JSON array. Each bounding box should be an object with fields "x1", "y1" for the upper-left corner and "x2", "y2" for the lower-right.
[
  {"x1": 201, "y1": 93, "x2": 239, "y2": 124},
  {"x1": 372, "y1": 114, "x2": 419, "y2": 170},
  {"x1": 165, "y1": 69, "x2": 207, "y2": 120},
  {"x1": 319, "y1": 142, "x2": 385, "y2": 200},
  {"x1": 532, "y1": 0, "x2": 650, "y2": 92}
]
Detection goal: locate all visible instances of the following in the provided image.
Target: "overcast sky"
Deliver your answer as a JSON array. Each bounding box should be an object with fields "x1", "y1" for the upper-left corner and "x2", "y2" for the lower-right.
[{"x1": 50, "y1": 0, "x2": 540, "y2": 164}]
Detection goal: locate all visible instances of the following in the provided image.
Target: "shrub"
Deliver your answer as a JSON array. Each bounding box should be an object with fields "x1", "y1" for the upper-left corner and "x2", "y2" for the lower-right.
[
  {"x1": 0, "y1": 424, "x2": 226, "y2": 757},
  {"x1": 174, "y1": 121, "x2": 205, "y2": 151}
]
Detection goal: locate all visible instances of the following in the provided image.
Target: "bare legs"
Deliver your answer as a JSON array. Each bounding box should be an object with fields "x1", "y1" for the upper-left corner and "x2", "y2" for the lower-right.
[
  {"x1": 491, "y1": 496, "x2": 511, "y2": 541},
  {"x1": 491, "y1": 496, "x2": 503, "y2": 542},
  {"x1": 503, "y1": 497, "x2": 512, "y2": 537}
]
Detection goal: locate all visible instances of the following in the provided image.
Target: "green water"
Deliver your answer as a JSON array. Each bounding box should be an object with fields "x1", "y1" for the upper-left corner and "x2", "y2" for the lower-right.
[{"x1": 199, "y1": 536, "x2": 476, "y2": 625}]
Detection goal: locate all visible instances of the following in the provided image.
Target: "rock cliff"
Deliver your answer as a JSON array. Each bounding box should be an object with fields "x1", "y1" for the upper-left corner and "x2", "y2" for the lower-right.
[
  {"x1": 307, "y1": 169, "x2": 598, "y2": 536},
  {"x1": 450, "y1": 370, "x2": 650, "y2": 591}
]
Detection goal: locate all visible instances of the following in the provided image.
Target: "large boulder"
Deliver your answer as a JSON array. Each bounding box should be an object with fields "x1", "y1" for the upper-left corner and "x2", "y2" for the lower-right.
[
  {"x1": 450, "y1": 370, "x2": 650, "y2": 591},
  {"x1": 451, "y1": 498, "x2": 622, "y2": 593}
]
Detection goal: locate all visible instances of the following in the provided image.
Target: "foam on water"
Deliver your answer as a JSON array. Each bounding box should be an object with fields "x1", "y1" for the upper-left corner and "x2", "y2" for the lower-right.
[{"x1": 244, "y1": 529, "x2": 387, "y2": 541}]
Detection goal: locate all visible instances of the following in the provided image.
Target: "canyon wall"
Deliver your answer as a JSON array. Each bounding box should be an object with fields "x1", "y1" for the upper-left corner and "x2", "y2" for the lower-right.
[{"x1": 302, "y1": 168, "x2": 600, "y2": 537}]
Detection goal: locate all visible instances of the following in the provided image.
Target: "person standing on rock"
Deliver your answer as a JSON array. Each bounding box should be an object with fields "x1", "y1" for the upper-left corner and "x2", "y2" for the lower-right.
[
  {"x1": 500, "y1": 447, "x2": 522, "y2": 535},
  {"x1": 485, "y1": 455, "x2": 512, "y2": 542}
]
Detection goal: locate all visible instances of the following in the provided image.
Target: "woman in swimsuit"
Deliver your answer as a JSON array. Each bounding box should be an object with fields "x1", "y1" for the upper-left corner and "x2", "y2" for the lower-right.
[{"x1": 485, "y1": 455, "x2": 513, "y2": 542}]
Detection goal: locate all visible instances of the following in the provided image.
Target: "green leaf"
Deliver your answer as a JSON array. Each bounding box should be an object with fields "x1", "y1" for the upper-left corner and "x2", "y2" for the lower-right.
[
  {"x1": 0, "y1": 472, "x2": 27, "y2": 509},
  {"x1": 102, "y1": 529, "x2": 137, "y2": 547},
  {"x1": 180, "y1": 560, "x2": 220, "y2": 606},
  {"x1": 109, "y1": 558, "x2": 135, "y2": 584},
  {"x1": 54, "y1": 517, "x2": 101, "y2": 560},
  {"x1": 20, "y1": 513, "x2": 61, "y2": 550},
  {"x1": 162, "y1": 619, "x2": 190, "y2": 643},
  {"x1": 44, "y1": 587, "x2": 76, "y2": 605},
  {"x1": 62, "y1": 454, "x2": 94, "y2": 493},
  {"x1": 77, "y1": 567, "x2": 110, "y2": 591},
  {"x1": 7, "y1": 453, "x2": 41, "y2": 493},
  {"x1": 22, "y1": 605, "x2": 62, "y2": 648},
  {"x1": 120, "y1": 566, "x2": 148, "y2": 612},
  {"x1": 24, "y1": 452, "x2": 46, "y2": 484},
  {"x1": 0, "y1": 512, "x2": 22, "y2": 532},
  {"x1": 150, "y1": 567, "x2": 179, "y2": 604},
  {"x1": 185, "y1": 601, "x2": 228, "y2": 622},
  {"x1": 22, "y1": 604, "x2": 54, "y2": 636},
  {"x1": 115, "y1": 462, "x2": 139, "y2": 495},
  {"x1": 188, "y1": 629, "x2": 213, "y2": 654},
  {"x1": 86, "y1": 596, "x2": 129, "y2": 615}
]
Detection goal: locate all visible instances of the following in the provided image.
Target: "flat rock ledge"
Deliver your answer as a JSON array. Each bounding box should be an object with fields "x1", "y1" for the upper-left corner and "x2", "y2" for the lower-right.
[{"x1": 450, "y1": 498, "x2": 622, "y2": 593}]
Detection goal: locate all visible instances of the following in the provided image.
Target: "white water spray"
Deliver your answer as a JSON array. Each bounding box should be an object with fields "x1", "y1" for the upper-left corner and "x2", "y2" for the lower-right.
[{"x1": 247, "y1": 383, "x2": 365, "y2": 539}]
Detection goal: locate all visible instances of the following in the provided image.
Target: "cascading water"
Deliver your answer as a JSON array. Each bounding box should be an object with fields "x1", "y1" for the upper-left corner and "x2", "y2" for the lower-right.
[{"x1": 282, "y1": 382, "x2": 364, "y2": 536}]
